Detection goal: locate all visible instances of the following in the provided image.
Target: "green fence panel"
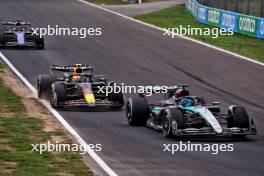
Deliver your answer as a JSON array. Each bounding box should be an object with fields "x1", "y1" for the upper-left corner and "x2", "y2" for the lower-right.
[
  {"x1": 238, "y1": 14, "x2": 258, "y2": 36},
  {"x1": 207, "y1": 7, "x2": 222, "y2": 27}
]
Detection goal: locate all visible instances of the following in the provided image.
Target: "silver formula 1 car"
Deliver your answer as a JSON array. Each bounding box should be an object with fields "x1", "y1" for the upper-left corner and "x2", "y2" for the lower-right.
[
  {"x1": 0, "y1": 20, "x2": 44, "y2": 49},
  {"x1": 126, "y1": 85, "x2": 257, "y2": 138},
  {"x1": 37, "y1": 64, "x2": 124, "y2": 109}
]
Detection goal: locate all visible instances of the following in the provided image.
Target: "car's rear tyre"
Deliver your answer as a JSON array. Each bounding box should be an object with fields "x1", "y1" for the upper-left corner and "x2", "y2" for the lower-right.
[
  {"x1": 0, "y1": 31, "x2": 6, "y2": 48},
  {"x1": 108, "y1": 82, "x2": 124, "y2": 109},
  {"x1": 227, "y1": 106, "x2": 250, "y2": 128},
  {"x1": 37, "y1": 74, "x2": 55, "y2": 99},
  {"x1": 35, "y1": 36, "x2": 44, "y2": 50},
  {"x1": 50, "y1": 83, "x2": 66, "y2": 109},
  {"x1": 126, "y1": 97, "x2": 149, "y2": 126},
  {"x1": 162, "y1": 108, "x2": 184, "y2": 138},
  {"x1": 110, "y1": 92, "x2": 124, "y2": 109}
]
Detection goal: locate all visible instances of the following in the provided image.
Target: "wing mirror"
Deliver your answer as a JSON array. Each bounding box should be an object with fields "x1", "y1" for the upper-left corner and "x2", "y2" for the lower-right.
[
  {"x1": 99, "y1": 78, "x2": 106, "y2": 81},
  {"x1": 212, "y1": 102, "x2": 220, "y2": 106}
]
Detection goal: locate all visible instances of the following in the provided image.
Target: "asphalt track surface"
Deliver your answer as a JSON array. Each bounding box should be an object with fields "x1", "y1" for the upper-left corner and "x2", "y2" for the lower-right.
[{"x1": 0, "y1": 0, "x2": 264, "y2": 175}]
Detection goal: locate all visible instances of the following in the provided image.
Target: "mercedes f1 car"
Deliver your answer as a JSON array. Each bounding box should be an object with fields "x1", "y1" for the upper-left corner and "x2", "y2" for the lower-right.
[
  {"x1": 0, "y1": 20, "x2": 44, "y2": 49},
  {"x1": 126, "y1": 85, "x2": 257, "y2": 138},
  {"x1": 37, "y1": 64, "x2": 124, "y2": 109}
]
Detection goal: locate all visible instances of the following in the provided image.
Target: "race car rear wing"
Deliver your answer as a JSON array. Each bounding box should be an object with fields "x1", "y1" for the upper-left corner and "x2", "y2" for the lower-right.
[
  {"x1": 166, "y1": 84, "x2": 189, "y2": 92},
  {"x1": 50, "y1": 64, "x2": 93, "y2": 72},
  {"x1": 138, "y1": 84, "x2": 190, "y2": 97},
  {"x1": 2, "y1": 21, "x2": 31, "y2": 26}
]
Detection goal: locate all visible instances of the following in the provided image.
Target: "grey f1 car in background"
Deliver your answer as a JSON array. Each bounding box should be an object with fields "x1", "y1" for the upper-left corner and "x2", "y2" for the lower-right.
[
  {"x1": 37, "y1": 64, "x2": 124, "y2": 109},
  {"x1": 126, "y1": 84, "x2": 257, "y2": 138},
  {"x1": 0, "y1": 20, "x2": 44, "y2": 49}
]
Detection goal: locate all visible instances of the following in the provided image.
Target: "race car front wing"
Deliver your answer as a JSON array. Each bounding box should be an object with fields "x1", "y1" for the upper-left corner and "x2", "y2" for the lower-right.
[
  {"x1": 172, "y1": 119, "x2": 257, "y2": 137},
  {"x1": 58, "y1": 99, "x2": 122, "y2": 108}
]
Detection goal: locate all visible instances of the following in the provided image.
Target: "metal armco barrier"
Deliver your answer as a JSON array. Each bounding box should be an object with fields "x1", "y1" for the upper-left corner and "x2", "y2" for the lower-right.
[{"x1": 186, "y1": 0, "x2": 264, "y2": 39}]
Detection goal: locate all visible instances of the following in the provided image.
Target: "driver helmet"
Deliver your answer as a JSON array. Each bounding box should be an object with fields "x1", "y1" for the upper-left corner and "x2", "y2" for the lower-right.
[
  {"x1": 72, "y1": 66, "x2": 82, "y2": 81},
  {"x1": 73, "y1": 75, "x2": 81, "y2": 82},
  {"x1": 175, "y1": 88, "x2": 189, "y2": 98},
  {"x1": 181, "y1": 98, "x2": 194, "y2": 107},
  {"x1": 64, "y1": 73, "x2": 69, "y2": 78},
  {"x1": 64, "y1": 73, "x2": 70, "y2": 81},
  {"x1": 175, "y1": 89, "x2": 183, "y2": 97}
]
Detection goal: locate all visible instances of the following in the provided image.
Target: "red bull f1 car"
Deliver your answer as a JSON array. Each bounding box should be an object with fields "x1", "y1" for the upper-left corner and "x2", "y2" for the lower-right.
[
  {"x1": 126, "y1": 85, "x2": 257, "y2": 138},
  {"x1": 0, "y1": 20, "x2": 44, "y2": 49},
  {"x1": 37, "y1": 64, "x2": 124, "y2": 109}
]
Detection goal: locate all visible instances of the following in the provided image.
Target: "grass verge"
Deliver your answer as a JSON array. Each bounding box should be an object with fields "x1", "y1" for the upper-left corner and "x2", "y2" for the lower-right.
[
  {"x1": 0, "y1": 61, "x2": 6, "y2": 69},
  {"x1": 135, "y1": 4, "x2": 264, "y2": 62},
  {"x1": 0, "y1": 61, "x2": 93, "y2": 176}
]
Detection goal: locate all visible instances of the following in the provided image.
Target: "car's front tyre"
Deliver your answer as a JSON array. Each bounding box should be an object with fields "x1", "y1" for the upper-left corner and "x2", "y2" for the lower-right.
[
  {"x1": 227, "y1": 106, "x2": 250, "y2": 128},
  {"x1": 37, "y1": 74, "x2": 55, "y2": 99},
  {"x1": 50, "y1": 83, "x2": 66, "y2": 109},
  {"x1": 126, "y1": 97, "x2": 149, "y2": 126},
  {"x1": 162, "y1": 108, "x2": 185, "y2": 138},
  {"x1": 35, "y1": 36, "x2": 44, "y2": 50},
  {"x1": 227, "y1": 106, "x2": 250, "y2": 138},
  {"x1": 0, "y1": 31, "x2": 6, "y2": 49},
  {"x1": 108, "y1": 82, "x2": 124, "y2": 109}
]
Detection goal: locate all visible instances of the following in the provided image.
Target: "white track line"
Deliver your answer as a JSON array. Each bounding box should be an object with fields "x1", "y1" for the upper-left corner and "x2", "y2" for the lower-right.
[
  {"x1": 77, "y1": 0, "x2": 264, "y2": 67},
  {"x1": 0, "y1": 52, "x2": 118, "y2": 176}
]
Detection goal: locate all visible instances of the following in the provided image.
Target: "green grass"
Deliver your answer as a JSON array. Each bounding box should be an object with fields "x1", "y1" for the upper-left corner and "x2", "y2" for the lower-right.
[
  {"x1": 86, "y1": 0, "x2": 127, "y2": 5},
  {"x1": 0, "y1": 79, "x2": 25, "y2": 113},
  {"x1": 135, "y1": 4, "x2": 264, "y2": 62},
  {"x1": 0, "y1": 60, "x2": 6, "y2": 69},
  {"x1": 0, "y1": 60, "x2": 93, "y2": 176}
]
